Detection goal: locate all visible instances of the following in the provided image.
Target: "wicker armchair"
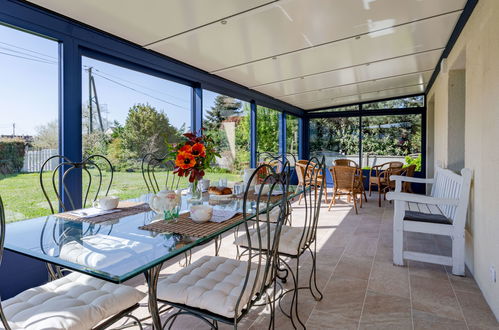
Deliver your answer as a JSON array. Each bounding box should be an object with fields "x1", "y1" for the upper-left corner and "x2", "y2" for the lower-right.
[
  {"x1": 296, "y1": 160, "x2": 328, "y2": 204},
  {"x1": 368, "y1": 161, "x2": 404, "y2": 207},
  {"x1": 329, "y1": 165, "x2": 364, "y2": 214},
  {"x1": 333, "y1": 159, "x2": 358, "y2": 168}
]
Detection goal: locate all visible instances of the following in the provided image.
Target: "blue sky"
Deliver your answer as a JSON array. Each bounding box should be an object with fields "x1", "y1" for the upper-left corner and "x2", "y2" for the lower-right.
[{"x1": 0, "y1": 23, "x2": 225, "y2": 136}]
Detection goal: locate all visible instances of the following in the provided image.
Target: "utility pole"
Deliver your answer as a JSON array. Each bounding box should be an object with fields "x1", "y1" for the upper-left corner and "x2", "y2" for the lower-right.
[
  {"x1": 87, "y1": 67, "x2": 104, "y2": 133},
  {"x1": 12, "y1": 123, "x2": 15, "y2": 136}
]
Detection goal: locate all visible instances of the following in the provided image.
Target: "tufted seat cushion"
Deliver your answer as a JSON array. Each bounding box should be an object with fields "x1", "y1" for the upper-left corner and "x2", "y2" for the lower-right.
[
  {"x1": 1, "y1": 272, "x2": 145, "y2": 330},
  {"x1": 157, "y1": 256, "x2": 265, "y2": 319},
  {"x1": 234, "y1": 223, "x2": 310, "y2": 256}
]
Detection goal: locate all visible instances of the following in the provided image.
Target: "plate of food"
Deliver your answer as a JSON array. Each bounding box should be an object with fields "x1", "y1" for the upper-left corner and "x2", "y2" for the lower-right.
[{"x1": 208, "y1": 186, "x2": 234, "y2": 200}]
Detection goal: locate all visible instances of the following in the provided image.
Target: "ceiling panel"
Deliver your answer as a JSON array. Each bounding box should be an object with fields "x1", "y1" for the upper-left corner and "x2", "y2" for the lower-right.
[
  {"x1": 214, "y1": 12, "x2": 459, "y2": 87},
  {"x1": 298, "y1": 85, "x2": 426, "y2": 109},
  {"x1": 28, "y1": 0, "x2": 274, "y2": 45},
  {"x1": 147, "y1": 0, "x2": 464, "y2": 72},
  {"x1": 253, "y1": 49, "x2": 442, "y2": 97},
  {"x1": 283, "y1": 71, "x2": 431, "y2": 106}
]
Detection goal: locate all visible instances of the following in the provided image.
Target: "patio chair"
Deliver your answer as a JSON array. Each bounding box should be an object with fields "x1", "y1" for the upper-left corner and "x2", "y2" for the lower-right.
[
  {"x1": 235, "y1": 157, "x2": 325, "y2": 328},
  {"x1": 333, "y1": 158, "x2": 358, "y2": 168},
  {"x1": 378, "y1": 164, "x2": 417, "y2": 206},
  {"x1": 368, "y1": 161, "x2": 404, "y2": 207},
  {"x1": 0, "y1": 196, "x2": 145, "y2": 330},
  {"x1": 154, "y1": 164, "x2": 289, "y2": 329},
  {"x1": 39, "y1": 154, "x2": 114, "y2": 279},
  {"x1": 329, "y1": 165, "x2": 364, "y2": 214},
  {"x1": 141, "y1": 153, "x2": 180, "y2": 193},
  {"x1": 40, "y1": 154, "x2": 114, "y2": 213},
  {"x1": 386, "y1": 167, "x2": 472, "y2": 275},
  {"x1": 296, "y1": 159, "x2": 328, "y2": 204}
]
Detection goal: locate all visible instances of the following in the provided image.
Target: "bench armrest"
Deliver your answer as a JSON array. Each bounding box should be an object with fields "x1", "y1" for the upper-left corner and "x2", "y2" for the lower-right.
[
  {"x1": 389, "y1": 175, "x2": 435, "y2": 184},
  {"x1": 386, "y1": 192, "x2": 460, "y2": 206}
]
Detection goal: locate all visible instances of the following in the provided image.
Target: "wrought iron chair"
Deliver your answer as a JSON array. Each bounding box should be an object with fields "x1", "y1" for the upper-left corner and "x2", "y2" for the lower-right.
[
  {"x1": 0, "y1": 196, "x2": 145, "y2": 330},
  {"x1": 235, "y1": 156, "x2": 326, "y2": 328},
  {"x1": 39, "y1": 154, "x2": 114, "y2": 279},
  {"x1": 153, "y1": 164, "x2": 289, "y2": 329},
  {"x1": 141, "y1": 153, "x2": 180, "y2": 193}
]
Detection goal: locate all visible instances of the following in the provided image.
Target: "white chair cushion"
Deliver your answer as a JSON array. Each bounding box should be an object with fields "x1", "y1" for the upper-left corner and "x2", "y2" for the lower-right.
[
  {"x1": 1, "y1": 272, "x2": 145, "y2": 330},
  {"x1": 234, "y1": 223, "x2": 309, "y2": 256},
  {"x1": 157, "y1": 256, "x2": 265, "y2": 319}
]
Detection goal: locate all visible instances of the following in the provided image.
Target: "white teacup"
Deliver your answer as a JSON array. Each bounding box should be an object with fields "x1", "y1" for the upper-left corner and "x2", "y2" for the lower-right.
[
  {"x1": 93, "y1": 196, "x2": 120, "y2": 210},
  {"x1": 190, "y1": 205, "x2": 213, "y2": 223}
]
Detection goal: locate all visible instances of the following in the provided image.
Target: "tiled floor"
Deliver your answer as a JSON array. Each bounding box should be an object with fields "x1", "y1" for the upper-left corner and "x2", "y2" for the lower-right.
[{"x1": 122, "y1": 194, "x2": 499, "y2": 329}]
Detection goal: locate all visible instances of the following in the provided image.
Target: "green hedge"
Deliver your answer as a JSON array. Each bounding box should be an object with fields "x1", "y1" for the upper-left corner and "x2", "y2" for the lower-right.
[{"x1": 0, "y1": 139, "x2": 26, "y2": 174}]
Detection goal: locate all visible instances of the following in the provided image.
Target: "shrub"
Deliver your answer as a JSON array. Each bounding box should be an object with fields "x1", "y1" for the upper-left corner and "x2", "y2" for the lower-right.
[
  {"x1": 405, "y1": 154, "x2": 422, "y2": 171},
  {"x1": 0, "y1": 138, "x2": 26, "y2": 174}
]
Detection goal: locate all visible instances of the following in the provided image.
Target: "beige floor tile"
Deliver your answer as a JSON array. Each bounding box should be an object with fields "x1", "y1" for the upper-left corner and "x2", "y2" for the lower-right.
[
  {"x1": 455, "y1": 290, "x2": 499, "y2": 328},
  {"x1": 412, "y1": 309, "x2": 468, "y2": 330},
  {"x1": 360, "y1": 290, "x2": 411, "y2": 324},
  {"x1": 368, "y1": 261, "x2": 410, "y2": 299},
  {"x1": 333, "y1": 254, "x2": 374, "y2": 280},
  {"x1": 410, "y1": 274, "x2": 464, "y2": 321}
]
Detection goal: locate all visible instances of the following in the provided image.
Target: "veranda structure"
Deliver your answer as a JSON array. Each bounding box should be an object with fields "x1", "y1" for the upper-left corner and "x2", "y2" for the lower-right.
[{"x1": 1, "y1": 0, "x2": 498, "y2": 325}]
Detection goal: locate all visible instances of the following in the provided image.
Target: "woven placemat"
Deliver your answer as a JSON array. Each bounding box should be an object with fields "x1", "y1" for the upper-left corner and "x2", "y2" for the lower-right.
[
  {"x1": 139, "y1": 212, "x2": 244, "y2": 238},
  {"x1": 56, "y1": 201, "x2": 151, "y2": 224},
  {"x1": 233, "y1": 192, "x2": 292, "y2": 203}
]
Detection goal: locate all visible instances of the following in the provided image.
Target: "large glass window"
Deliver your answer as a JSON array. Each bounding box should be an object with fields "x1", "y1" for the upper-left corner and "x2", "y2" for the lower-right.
[
  {"x1": 286, "y1": 115, "x2": 299, "y2": 157},
  {"x1": 363, "y1": 96, "x2": 424, "y2": 110},
  {"x1": 310, "y1": 117, "x2": 360, "y2": 166},
  {"x1": 257, "y1": 106, "x2": 280, "y2": 156},
  {"x1": 81, "y1": 57, "x2": 191, "y2": 198},
  {"x1": 202, "y1": 90, "x2": 250, "y2": 182},
  {"x1": 362, "y1": 114, "x2": 422, "y2": 169},
  {"x1": 0, "y1": 24, "x2": 59, "y2": 222}
]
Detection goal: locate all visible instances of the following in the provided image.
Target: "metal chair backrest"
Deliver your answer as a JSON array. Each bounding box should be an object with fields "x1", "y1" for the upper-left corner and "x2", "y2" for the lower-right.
[
  {"x1": 0, "y1": 197, "x2": 11, "y2": 329},
  {"x1": 40, "y1": 154, "x2": 113, "y2": 213},
  {"x1": 141, "y1": 153, "x2": 180, "y2": 193},
  {"x1": 236, "y1": 162, "x2": 290, "y2": 320},
  {"x1": 334, "y1": 159, "x2": 358, "y2": 168},
  {"x1": 298, "y1": 156, "x2": 326, "y2": 251},
  {"x1": 330, "y1": 165, "x2": 359, "y2": 191}
]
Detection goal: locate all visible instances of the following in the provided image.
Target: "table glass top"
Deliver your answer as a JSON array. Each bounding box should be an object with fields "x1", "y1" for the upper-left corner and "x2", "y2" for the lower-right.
[{"x1": 5, "y1": 186, "x2": 302, "y2": 283}]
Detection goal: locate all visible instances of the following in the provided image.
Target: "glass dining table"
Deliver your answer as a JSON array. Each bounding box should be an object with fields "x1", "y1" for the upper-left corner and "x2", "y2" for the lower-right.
[{"x1": 4, "y1": 185, "x2": 302, "y2": 329}]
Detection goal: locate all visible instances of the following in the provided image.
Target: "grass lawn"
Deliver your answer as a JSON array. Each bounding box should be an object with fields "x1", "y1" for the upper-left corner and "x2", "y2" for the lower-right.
[{"x1": 0, "y1": 170, "x2": 241, "y2": 223}]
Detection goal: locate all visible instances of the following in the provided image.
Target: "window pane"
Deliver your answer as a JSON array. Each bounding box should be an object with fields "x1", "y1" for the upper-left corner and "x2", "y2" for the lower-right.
[
  {"x1": 0, "y1": 24, "x2": 59, "y2": 222},
  {"x1": 202, "y1": 90, "x2": 250, "y2": 182},
  {"x1": 363, "y1": 95, "x2": 424, "y2": 110},
  {"x1": 286, "y1": 115, "x2": 299, "y2": 157},
  {"x1": 310, "y1": 117, "x2": 360, "y2": 166},
  {"x1": 257, "y1": 106, "x2": 280, "y2": 156},
  {"x1": 362, "y1": 114, "x2": 422, "y2": 169},
  {"x1": 309, "y1": 105, "x2": 359, "y2": 113},
  {"x1": 82, "y1": 57, "x2": 191, "y2": 197}
]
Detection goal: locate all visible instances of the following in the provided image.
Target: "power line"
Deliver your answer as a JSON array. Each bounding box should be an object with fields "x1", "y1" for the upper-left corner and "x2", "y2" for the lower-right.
[
  {"x1": 0, "y1": 45, "x2": 57, "y2": 63},
  {"x1": 0, "y1": 50, "x2": 56, "y2": 64},
  {"x1": 0, "y1": 40, "x2": 57, "y2": 60},
  {"x1": 91, "y1": 72, "x2": 187, "y2": 110}
]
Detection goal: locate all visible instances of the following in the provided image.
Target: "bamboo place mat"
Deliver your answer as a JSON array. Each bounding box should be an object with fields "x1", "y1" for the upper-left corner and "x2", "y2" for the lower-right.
[
  {"x1": 232, "y1": 192, "x2": 292, "y2": 203},
  {"x1": 56, "y1": 201, "x2": 151, "y2": 224},
  {"x1": 139, "y1": 212, "x2": 244, "y2": 238}
]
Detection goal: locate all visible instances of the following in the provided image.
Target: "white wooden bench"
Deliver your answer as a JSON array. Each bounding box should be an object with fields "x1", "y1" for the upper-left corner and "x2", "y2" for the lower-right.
[{"x1": 386, "y1": 167, "x2": 472, "y2": 275}]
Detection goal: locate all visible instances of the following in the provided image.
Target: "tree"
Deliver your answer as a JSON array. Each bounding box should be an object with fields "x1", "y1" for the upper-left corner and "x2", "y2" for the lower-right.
[
  {"x1": 33, "y1": 120, "x2": 58, "y2": 149},
  {"x1": 204, "y1": 96, "x2": 241, "y2": 130},
  {"x1": 121, "y1": 103, "x2": 182, "y2": 159},
  {"x1": 256, "y1": 106, "x2": 280, "y2": 154}
]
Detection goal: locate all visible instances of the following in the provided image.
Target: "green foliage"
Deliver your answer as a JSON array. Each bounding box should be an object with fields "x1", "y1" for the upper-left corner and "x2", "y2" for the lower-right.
[
  {"x1": 405, "y1": 154, "x2": 422, "y2": 171},
  {"x1": 33, "y1": 120, "x2": 58, "y2": 149},
  {"x1": 121, "y1": 103, "x2": 182, "y2": 159},
  {"x1": 257, "y1": 106, "x2": 279, "y2": 154},
  {"x1": 0, "y1": 138, "x2": 26, "y2": 174},
  {"x1": 204, "y1": 96, "x2": 242, "y2": 130}
]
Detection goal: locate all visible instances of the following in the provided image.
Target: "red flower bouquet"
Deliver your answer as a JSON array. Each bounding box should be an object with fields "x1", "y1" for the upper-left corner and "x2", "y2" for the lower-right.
[{"x1": 171, "y1": 132, "x2": 219, "y2": 184}]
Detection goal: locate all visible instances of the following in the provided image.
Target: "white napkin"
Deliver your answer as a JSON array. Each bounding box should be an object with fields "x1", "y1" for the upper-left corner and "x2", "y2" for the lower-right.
[
  {"x1": 68, "y1": 207, "x2": 120, "y2": 218},
  {"x1": 210, "y1": 209, "x2": 238, "y2": 223}
]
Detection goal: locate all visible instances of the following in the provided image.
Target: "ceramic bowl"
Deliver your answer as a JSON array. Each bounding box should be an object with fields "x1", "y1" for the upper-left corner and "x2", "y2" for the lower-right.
[
  {"x1": 190, "y1": 205, "x2": 213, "y2": 223},
  {"x1": 254, "y1": 184, "x2": 270, "y2": 195}
]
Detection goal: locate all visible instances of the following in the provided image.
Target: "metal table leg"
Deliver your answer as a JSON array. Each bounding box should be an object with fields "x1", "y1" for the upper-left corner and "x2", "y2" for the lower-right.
[{"x1": 146, "y1": 264, "x2": 162, "y2": 329}]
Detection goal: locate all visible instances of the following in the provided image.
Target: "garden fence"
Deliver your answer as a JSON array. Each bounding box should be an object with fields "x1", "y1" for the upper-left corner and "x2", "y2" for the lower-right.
[{"x1": 22, "y1": 148, "x2": 58, "y2": 173}]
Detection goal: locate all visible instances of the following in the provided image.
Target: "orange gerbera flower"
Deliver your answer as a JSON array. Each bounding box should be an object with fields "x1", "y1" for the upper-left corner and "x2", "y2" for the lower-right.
[
  {"x1": 175, "y1": 152, "x2": 195, "y2": 169},
  {"x1": 179, "y1": 144, "x2": 192, "y2": 153},
  {"x1": 191, "y1": 143, "x2": 206, "y2": 157}
]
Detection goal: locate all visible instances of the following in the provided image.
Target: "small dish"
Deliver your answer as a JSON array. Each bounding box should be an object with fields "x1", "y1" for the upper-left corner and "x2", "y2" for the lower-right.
[{"x1": 190, "y1": 205, "x2": 213, "y2": 223}]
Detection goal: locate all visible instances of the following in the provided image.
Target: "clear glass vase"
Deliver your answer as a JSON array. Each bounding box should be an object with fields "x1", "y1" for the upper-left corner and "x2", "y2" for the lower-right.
[{"x1": 189, "y1": 179, "x2": 203, "y2": 203}]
